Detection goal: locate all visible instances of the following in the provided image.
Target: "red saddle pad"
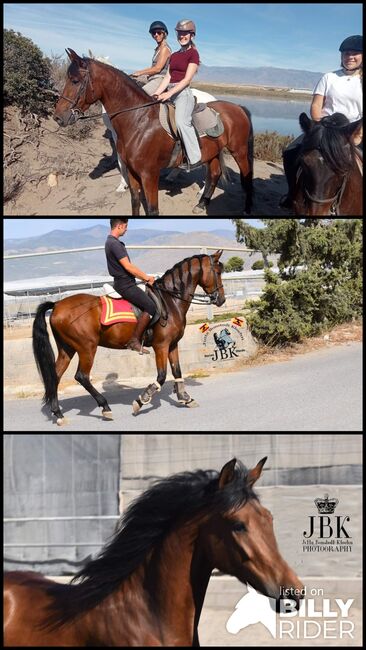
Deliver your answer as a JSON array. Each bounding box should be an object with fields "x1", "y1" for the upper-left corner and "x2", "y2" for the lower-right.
[{"x1": 100, "y1": 296, "x2": 137, "y2": 326}]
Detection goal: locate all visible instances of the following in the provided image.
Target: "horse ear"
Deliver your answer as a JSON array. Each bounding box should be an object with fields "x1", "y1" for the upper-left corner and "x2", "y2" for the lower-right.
[
  {"x1": 246, "y1": 457, "x2": 267, "y2": 488},
  {"x1": 299, "y1": 112, "x2": 312, "y2": 133},
  {"x1": 88, "y1": 49, "x2": 94, "y2": 58},
  {"x1": 344, "y1": 117, "x2": 363, "y2": 142},
  {"x1": 213, "y1": 249, "x2": 224, "y2": 261},
  {"x1": 218, "y1": 458, "x2": 237, "y2": 488}
]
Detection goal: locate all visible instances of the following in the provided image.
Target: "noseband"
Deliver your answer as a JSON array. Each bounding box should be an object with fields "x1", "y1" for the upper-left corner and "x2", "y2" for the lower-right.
[
  {"x1": 297, "y1": 162, "x2": 349, "y2": 216},
  {"x1": 58, "y1": 66, "x2": 94, "y2": 119}
]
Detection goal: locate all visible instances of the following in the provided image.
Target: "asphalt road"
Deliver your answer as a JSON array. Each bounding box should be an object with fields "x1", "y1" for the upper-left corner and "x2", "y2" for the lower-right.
[{"x1": 4, "y1": 343, "x2": 362, "y2": 431}]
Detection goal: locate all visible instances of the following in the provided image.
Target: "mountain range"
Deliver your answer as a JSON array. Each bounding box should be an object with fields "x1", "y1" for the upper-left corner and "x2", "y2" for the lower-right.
[
  {"x1": 196, "y1": 64, "x2": 324, "y2": 89},
  {"x1": 4, "y1": 226, "x2": 259, "y2": 282}
]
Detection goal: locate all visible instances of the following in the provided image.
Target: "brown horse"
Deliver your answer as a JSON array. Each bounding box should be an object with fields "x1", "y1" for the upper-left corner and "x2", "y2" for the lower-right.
[
  {"x1": 294, "y1": 112, "x2": 363, "y2": 216},
  {"x1": 53, "y1": 48, "x2": 254, "y2": 215},
  {"x1": 32, "y1": 251, "x2": 225, "y2": 425},
  {"x1": 4, "y1": 457, "x2": 304, "y2": 646}
]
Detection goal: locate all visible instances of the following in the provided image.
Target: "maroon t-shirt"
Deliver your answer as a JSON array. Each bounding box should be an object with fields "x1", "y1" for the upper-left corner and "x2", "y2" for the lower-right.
[{"x1": 169, "y1": 48, "x2": 200, "y2": 83}]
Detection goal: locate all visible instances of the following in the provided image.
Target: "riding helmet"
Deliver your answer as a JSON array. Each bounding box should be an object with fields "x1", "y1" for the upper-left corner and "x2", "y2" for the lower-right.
[
  {"x1": 175, "y1": 19, "x2": 196, "y2": 35},
  {"x1": 149, "y1": 21, "x2": 168, "y2": 35},
  {"x1": 339, "y1": 35, "x2": 363, "y2": 52}
]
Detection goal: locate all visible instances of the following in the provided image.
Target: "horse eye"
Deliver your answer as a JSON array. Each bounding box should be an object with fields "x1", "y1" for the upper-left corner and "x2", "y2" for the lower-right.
[
  {"x1": 71, "y1": 79, "x2": 80, "y2": 85},
  {"x1": 232, "y1": 522, "x2": 246, "y2": 533}
]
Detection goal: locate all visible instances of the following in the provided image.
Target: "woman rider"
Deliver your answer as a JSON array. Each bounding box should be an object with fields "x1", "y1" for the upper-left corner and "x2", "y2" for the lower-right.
[
  {"x1": 154, "y1": 19, "x2": 202, "y2": 170},
  {"x1": 105, "y1": 219, "x2": 156, "y2": 354},
  {"x1": 131, "y1": 21, "x2": 172, "y2": 96},
  {"x1": 280, "y1": 34, "x2": 363, "y2": 209}
]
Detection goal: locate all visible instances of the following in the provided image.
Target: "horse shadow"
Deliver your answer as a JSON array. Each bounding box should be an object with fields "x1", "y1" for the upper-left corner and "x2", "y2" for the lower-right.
[
  {"x1": 89, "y1": 129, "x2": 118, "y2": 179},
  {"x1": 40, "y1": 375, "x2": 203, "y2": 422}
]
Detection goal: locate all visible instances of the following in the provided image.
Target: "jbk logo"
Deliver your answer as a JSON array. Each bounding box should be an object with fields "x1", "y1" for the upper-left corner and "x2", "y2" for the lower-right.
[
  {"x1": 302, "y1": 494, "x2": 352, "y2": 552},
  {"x1": 201, "y1": 320, "x2": 246, "y2": 364}
]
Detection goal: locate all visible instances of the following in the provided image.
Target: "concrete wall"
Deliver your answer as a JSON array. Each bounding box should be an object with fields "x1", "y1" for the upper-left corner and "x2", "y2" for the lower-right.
[{"x1": 4, "y1": 320, "x2": 257, "y2": 396}]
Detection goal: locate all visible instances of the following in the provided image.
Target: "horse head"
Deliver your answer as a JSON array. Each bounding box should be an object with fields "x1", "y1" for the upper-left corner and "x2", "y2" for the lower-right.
[
  {"x1": 200, "y1": 250, "x2": 226, "y2": 307},
  {"x1": 53, "y1": 48, "x2": 99, "y2": 126},
  {"x1": 202, "y1": 458, "x2": 304, "y2": 605},
  {"x1": 294, "y1": 112, "x2": 362, "y2": 215}
]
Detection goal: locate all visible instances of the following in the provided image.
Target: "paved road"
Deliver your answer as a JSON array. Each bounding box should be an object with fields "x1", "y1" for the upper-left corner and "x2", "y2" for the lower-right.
[{"x1": 4, "y1": 343, "x2": 362, "y2": 431}]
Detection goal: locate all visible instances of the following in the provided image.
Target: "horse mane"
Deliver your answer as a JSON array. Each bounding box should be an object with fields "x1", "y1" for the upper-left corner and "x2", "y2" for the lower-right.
[
  {"x1": 156, "y1": 254, "x2": 207, "y2": 292},
  {"x1": 44, "y1": 460, "x2": 256, "y2": 627},
  {"x1": 68, "y1": 56, "x2": 151, "y2": 100},
  {"x1": 302, "y1": 113, "x2": 355, "y2": 174}
]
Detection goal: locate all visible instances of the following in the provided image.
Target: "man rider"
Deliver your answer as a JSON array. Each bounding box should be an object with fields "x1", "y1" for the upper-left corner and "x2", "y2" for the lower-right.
[{"x1": 105, "y1": 219, "x2": 156, "y2": 354}]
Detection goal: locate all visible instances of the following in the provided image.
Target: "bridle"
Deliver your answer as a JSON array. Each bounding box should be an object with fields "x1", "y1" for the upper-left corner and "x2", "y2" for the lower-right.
[
  {"x1": 296, "y1": 159, "x2": 349, "y2": 216},
  {"x1": 58, "y1": 60, "x2": 160, "y2": 122}
]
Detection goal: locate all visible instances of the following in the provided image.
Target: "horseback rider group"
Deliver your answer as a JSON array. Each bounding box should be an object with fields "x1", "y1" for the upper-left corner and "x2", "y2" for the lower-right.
[{"x1": 132, "y1": 19, "x2": 202, "y2": 170}]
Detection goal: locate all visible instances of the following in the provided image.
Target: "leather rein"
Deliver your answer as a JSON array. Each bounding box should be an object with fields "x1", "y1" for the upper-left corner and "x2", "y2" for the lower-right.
[{"x1": 59, "y1": 63, "x2": 160, "y2": 122}]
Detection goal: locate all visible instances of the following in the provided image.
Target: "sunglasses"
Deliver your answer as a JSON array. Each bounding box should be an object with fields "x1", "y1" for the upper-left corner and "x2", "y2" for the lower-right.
[
  {"x1": 151, "y1": 30, "x2": 164, "y2": 36},
  {"x1": 177, "y1": 31, "x2": 191, "y2": 37}
]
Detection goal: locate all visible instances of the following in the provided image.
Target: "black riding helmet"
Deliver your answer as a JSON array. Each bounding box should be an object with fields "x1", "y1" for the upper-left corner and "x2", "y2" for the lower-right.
[
  {"x1": 149, "y1": 21, "x2": 168, "y2": 35},
  {"x1": 339, "y1": 35, "x2": 362, "y2": 52}
]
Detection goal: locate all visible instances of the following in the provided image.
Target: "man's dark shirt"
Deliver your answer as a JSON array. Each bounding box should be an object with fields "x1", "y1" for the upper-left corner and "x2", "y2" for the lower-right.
[{"x1": 105, "y1": 235, "x2": 136, "y2": 289}]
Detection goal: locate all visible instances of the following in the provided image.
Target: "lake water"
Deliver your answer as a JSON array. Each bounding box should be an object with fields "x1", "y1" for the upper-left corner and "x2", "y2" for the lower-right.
[{"x1": 216, "y1": 94, "x2": 311, "y2": 137}]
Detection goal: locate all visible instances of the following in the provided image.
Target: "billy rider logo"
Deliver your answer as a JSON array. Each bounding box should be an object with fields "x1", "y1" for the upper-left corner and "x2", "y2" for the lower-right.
[
  {"x1": 303, "y1": 493, "x2": 352, "y2": 552},
  {"x1": 201, "y1": 318, "x2": 246, "y2": 363}
]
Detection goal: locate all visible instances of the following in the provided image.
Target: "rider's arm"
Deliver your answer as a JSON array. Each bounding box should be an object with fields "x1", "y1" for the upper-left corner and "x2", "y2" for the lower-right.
[
  {"x1": 119, "y1": 257, "x2": 154, "y2": 283},
  {"x1": 158, "y1": 63, "x2": 198, "y2": 100},
  {"x1": 154, "y1": 69, "x2": 171, "y2": 95},
  {"x1": 132, "y1": 46, "x2": 171, "y2": 77},
  {"x1": 310, "y1": 94, "x2": 325, "y2": 121}
]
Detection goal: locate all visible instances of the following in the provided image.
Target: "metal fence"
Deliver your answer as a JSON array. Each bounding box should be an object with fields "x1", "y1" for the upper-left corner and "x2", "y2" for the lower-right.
[{"x1": 4, "y1": 245, "x2": 266, "y2": 327}]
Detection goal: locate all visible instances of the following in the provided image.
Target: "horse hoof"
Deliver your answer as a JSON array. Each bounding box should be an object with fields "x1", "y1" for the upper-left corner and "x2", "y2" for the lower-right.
[
  {"x1": 102, "y1": 410, "x2": 114, "y2": 420},
  {"x1": 132, "y1": 400, "x2": 141, "y2": 415},
  {"x1": 185, "y1": 399, "x2": 199, "y2": 408},
  {"x1": 192, "y1": 204, "x2": 206, "y2": 214}
]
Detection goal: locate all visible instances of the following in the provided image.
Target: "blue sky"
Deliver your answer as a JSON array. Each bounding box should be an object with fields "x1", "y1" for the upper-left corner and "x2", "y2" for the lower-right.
[
  {"x1": 4, "y1": 219, "x2": 262, "y2": 239},
  {"x1": 4, "y1": 3, "x2": 362, "y2": 73}
]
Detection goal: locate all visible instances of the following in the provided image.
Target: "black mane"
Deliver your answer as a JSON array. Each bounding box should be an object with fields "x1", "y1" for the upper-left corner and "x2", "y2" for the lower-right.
[
  {"x1": 302, "y1": 113, "x2": 354, "y2": 174},
  {"x1": 156, "y1": 254, "x2": 207, "y2": 292},
  {"x1": 44, "y1": 461, "x2": 256, "y2": 626}
]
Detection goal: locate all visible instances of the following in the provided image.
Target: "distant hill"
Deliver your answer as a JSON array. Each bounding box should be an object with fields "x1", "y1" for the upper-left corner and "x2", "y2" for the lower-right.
[
  {"x1": 4, "y1": 226, "x2": 256, "y2": 282},
  {"x1": 196, "y1": 64, "x2": 324, "y2": 89}
]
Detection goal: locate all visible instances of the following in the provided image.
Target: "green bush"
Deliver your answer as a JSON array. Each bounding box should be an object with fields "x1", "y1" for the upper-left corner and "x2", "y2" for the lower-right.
[{"x1": 4, "y1": 29, "x2": 56, "y2": 114}]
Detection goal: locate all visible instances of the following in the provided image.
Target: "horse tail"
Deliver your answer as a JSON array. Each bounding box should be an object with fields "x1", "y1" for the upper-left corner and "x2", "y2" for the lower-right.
[
  {"x1": 32, "y1": 302, "x2": 58, "y2": 407},
  {"x1": 240, "y1": 105, "x2": 254, "y2": 178}
]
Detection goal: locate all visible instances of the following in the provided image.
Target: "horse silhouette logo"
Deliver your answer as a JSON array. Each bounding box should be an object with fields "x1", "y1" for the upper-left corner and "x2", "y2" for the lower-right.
[
  {"x1": 226, "y1": 584, "x2": 277, "y2": 638},
  {"x1": 214, "y1": 328, "x2": 235, "y2": 351}
]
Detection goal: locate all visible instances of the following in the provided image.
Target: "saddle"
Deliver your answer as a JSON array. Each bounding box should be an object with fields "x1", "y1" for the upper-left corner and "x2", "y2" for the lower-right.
[
  {"x1": 103, "y1": 284, "x2": 168, "y2": 334},
  {"x1": 160, "y1": 100, "x2": 224, "y2": 141}
]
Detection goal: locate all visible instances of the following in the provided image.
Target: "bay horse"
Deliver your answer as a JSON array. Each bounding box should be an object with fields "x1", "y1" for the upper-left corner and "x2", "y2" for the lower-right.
[
  {"x1": 4, "y1": 457, "x2": 304, "y2": 646},
  {"x1": 53, "y1": 48, "x2": 254, "y2": 215},
  {"x1": 32, "y1": 251, "x2": 225, "y2": 426},
  {"x1": 294, "y1": 112, "x2": 363, "y2": 216}
]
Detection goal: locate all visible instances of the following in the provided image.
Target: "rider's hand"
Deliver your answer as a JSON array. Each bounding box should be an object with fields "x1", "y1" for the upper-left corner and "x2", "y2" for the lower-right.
[
  {"x1": 146, "y1": 276, "x2": 156, "y2": 286},
  {"x1": 156, "y1": 92, "x2": 171, "y2": 103}
]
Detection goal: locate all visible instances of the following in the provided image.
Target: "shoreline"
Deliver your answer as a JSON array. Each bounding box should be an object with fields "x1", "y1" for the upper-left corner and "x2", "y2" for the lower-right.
[{"x1": 194, "y1": 81, "x2": 312, "y2": 101}]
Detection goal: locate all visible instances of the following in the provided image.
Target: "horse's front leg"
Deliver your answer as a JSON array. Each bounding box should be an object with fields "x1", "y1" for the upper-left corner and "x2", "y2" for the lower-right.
[
  {"x1": 141, "y1": 170, "x2": 160, "y2": 215},
  {"x1": 127, "y1": 170, "x2": 142, "y2": 215},
  {"x1": 169, "y1": 345, "x2": 199, "y2": 408},
  {"x1": 132, "y1": 345, "x2": 168, "y2": 415}
]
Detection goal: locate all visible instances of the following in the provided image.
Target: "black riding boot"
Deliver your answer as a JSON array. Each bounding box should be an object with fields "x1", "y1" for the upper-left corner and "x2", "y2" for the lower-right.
[{"x1": 127, "y1": 312, "x2": 151, "y2": 354}]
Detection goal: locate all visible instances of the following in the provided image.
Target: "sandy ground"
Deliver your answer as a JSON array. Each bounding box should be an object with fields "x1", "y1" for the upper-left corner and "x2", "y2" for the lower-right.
[{"x1": 4, "y1": 107, "x2": 288, "y2": 216}]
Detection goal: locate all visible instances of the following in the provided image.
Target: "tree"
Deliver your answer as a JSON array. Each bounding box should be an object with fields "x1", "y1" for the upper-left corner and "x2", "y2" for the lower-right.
[
  {"x1": 232, "y1": 219, "x2": 363, "y2": 346},
  {"x1": 4, "y1": 29, "x2": 56, "y2": 114}
]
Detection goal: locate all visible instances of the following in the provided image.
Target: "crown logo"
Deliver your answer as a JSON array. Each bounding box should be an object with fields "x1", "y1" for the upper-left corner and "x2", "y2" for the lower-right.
[{"x1": 314, "y1": 494, "x2": 338, "y2": 514}]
